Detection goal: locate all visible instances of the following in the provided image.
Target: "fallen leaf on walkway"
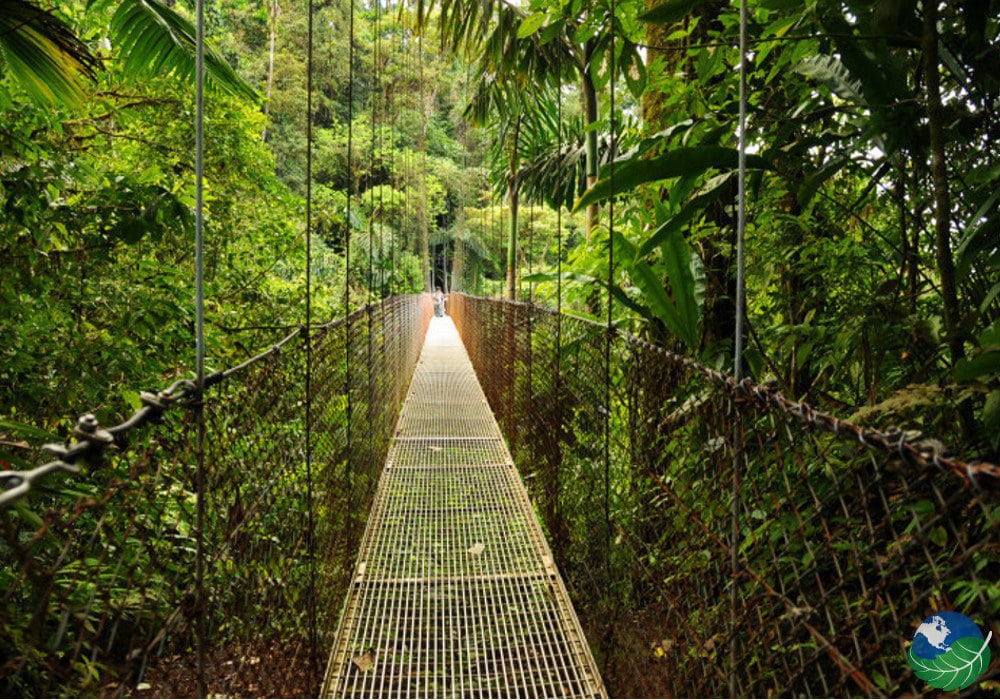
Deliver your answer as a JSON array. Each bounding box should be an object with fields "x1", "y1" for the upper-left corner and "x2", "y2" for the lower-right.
[
  {"x1": 352, "y1": 650, "x2": 375, "y2": 672},
  {"x1": 467, "y1": 543, "x2": 485, "y2": 556}
]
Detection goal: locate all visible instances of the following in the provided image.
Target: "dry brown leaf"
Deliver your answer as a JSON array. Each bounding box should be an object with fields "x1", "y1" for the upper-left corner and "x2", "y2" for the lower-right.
[{"x1": 352, "y1": 650, "x2": 375, "y2": 673}]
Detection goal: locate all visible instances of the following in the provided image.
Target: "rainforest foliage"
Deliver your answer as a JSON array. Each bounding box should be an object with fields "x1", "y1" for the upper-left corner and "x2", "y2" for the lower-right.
[{"x1": 1, "y1": 0, "x2": 998, "y2": 457}]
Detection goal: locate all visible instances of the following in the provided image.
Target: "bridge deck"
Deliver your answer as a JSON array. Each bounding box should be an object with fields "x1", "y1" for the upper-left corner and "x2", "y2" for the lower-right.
[{"x1": 322, "y1": 316, "x2": 605, "y2": 698}]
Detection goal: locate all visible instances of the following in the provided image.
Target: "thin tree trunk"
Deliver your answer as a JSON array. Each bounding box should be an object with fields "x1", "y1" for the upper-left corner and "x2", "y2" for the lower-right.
[
  {"x1": 896, "y1": 166, "x2": 918, "y2": 314},
  {"x1": 262, "y1": 0, "x2": 278, "y2": 142},
  {"x1": 452, "y1": 236, "x2": 465, "y2": 291},
  {"x1": 582, "y1": 42, "x2": 599, "y2": 241},
  {"x1": 506, "y1": 115, "x2": 522, "y2": 300},
  {"x1": 419, "y1": 38, "x2": 431, "y2": 291},
  {"x1": 923, "y1": 2, "x2": 977, "y2": 441},
  {"x1": 922, "y1": 2, "x2": 965, "y2": 366}
]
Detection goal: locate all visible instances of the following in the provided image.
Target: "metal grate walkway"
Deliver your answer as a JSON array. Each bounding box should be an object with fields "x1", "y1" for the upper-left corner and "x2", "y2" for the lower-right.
[{"x1": 322, "y1": 316, "x2": 606, "y2": 699}]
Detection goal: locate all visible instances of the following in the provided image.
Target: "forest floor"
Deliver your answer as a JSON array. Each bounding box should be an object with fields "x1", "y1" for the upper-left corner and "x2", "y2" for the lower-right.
[{"x1": 122, "y1": 639, "x2": 320, "y2": 698}]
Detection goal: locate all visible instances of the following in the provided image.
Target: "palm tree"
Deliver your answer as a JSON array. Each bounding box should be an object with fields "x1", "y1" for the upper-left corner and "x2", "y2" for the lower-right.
[
  {"x1": 417, "y1": 0, "x2": 640, "y2": 297},
  {"x1": 416, "y1": 0, "x2": 641, "y2": 297},
  {"x1": 0, "y1": 0, "x2": 98, "y2": 106},
  {"x1": 0, "y1": 0, "x2": 254, "y2": 108}
]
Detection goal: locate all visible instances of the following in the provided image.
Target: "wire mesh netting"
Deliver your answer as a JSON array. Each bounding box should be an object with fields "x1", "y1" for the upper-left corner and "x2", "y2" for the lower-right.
[
  {"x1": 0, "y1": 295, "x2": 431, "y2": 698},
  {"x1": 450, "y1": 293, "x2": 1000, "y2": 698},
  {"x1": 322, "y1": 317, "x2": 605, "y2": 699}
]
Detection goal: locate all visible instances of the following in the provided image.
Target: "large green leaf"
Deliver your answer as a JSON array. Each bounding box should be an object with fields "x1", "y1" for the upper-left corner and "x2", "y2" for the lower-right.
[
  {"x1": 956, "y1": 322, "x2": 1000, "y2": 383},
  {"x1": 632, "y1": 261, "x2": 682, "y2": 336},
  {"x1": 110, "y1": 0, "x2": 256, "y2": 99},
  {"x1": 0, "y1": 419, "x2": 59, "y2": 442},
  {"x1": 955, "y1": 188, "x2": 1000, "y2": 273},
  {"x1": 630, "y1": 226, "x2": 702, "y2": 348},
  {"x1": 637, "y1": 173, "x2": 732, "y2": 257},
  {"x1": 956, "y1": 352, "x2": 1000, "y2": 383},
  {"x1": 0, "y1": 0, "x2": 98, "y2": 106},
  {"x1": 816, "y1": 7, "x2": 908, "y2": 107},
  {"x1": 660, "y1": 225, "x2": 701, "y2": 345},
  {"x1": 908, "y1": 635, "x2": 991, "y2": 691},
  {"x1": 517, "y1": 12, "x2": 547, "y2": 39},
  {"x1": 573, "y1": 146, "x2": 769, "y2": 212},
  {"x1": 523, "y1": 271, "x2": 648, "y2": 318}
]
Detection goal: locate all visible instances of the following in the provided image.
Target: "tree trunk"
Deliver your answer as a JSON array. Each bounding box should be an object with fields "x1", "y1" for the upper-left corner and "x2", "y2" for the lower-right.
[
  {"x1": 922, "y1": 2, "x2": 965, "y2": 366},
  {"x1": 418, "y1": 39, "x2": 431, "y2": 291},
  {"x1": 261, "y1": 0, "x2": 278, "y2": 142},
  {"x1": 505, "y1": 116, "x2": 522, "y2": 300},
  {"x1": 641, "y1": 0, "x2": 670, "y2": 131},
  {"x1": 582, "y1": 41, "x2": 599, "y2": 241},
  {"x1": 640, "y1": 2, "x2": 733, "y2": 351},
  {"x1": 922, "y1": 2, "x2": 977, "y2": 440},
  {"x1": 452, "y1": 237, "x2": 465, "y2": 291},
  {"x1": 896, "y1": 165, "x2": 918, "y2": 315}
]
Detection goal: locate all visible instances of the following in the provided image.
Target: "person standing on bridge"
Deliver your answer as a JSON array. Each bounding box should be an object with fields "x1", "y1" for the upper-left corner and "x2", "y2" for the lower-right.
[{"x1": 433, "y1": 287, "x2": 448, "y2": 317}]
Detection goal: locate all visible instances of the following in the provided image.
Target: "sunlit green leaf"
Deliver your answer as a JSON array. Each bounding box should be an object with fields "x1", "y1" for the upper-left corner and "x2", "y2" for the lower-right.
[
  {"x1": 0, "y1": 0, "x2": 98, "y2": 106},
  {"x1": 111, "y1": 0, "x2": 257, "y2": 99}
]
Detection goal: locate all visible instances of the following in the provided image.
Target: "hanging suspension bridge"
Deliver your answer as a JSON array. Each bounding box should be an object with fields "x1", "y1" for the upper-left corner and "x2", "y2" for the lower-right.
[
  {"x1": 2, "y1": 293, "x2": 998, "y2": 698},
  {"x1": 322, "y1": 314, "x2": 603, "y2": 698},
  {"x1": 1, "y1": 0, "x2": 999, "y2": 694}
]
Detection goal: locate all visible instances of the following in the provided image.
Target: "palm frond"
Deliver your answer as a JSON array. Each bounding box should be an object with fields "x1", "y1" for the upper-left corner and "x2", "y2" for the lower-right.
[
  {"x1": 0, "y1": 0, "x2": 98, "y2": 106},
  {"x1": 110, "y1": 0, "x2": 256, "y2": 100}
]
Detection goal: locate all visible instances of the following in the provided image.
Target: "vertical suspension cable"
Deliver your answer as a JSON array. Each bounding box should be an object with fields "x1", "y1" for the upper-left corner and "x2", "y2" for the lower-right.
[
  {"x1": 734, "y1": 2, "x2": 748, "y2": 381},
  {"x1": 193, "y1": 0, "x2": 207, "y2": 695},
  {"x1": 377, "y1": 0, "x2": 387, "y2": 300},
  {"x1": 369, "y1": 0, "x2": 378, "y2": 307},
  {"x1": 526, "y1": 141, "x2": 533, "y2": 303},
  {"x1": 304, "y1": 0, "x2": 319, "y2": 682},
  {"x1": 494, "y1": 7, "x2": 502, "y2": 301},
  {"x1": 556, "y1": 73, "x2": 562, "y2": 328},
  {"x1": 603, "y1": 0, "x2": 616, "y2": 586},
  {"x1": 344, "y1": 0, "x2": 356, "y2": 556},
  {"x1": 366, "y1": 0, "x2": 378, "y2": 532},
  {"x1": 731, "y1": 0, "x2": 749, "y2": 694},
  {"x1": 388, "y1": 20, "x2": 398, "y2": 299},
  {"x1": 554, "y1": 72, "x2": 563, "y2": 550},
  {"x1": 490, "y1": 189, "x2": 495, "y2": 297},
  {"x1": 399, "y1": 14, "x2": 413, "y2": 298}
]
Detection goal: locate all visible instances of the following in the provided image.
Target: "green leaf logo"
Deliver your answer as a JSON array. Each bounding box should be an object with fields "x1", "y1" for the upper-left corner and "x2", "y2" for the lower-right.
[{"x1": 908, "y1": 632, "x2": 992, "y2": 691}]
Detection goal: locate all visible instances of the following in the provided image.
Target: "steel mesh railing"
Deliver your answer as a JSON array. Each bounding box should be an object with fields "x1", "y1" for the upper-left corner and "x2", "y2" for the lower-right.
[
  {"x1": 0, "y1": 294, "x2": 432, "y2": 698},
  {"x1": 450, "y1": 293, "x2": 1000, "y2": 698}
]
